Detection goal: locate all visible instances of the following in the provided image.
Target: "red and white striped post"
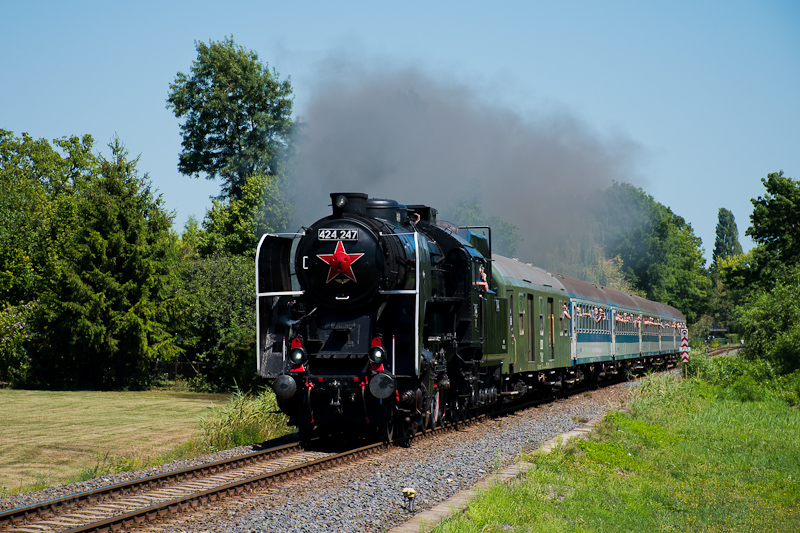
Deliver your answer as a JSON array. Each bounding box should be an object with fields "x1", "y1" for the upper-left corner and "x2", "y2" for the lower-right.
[{"x1": 680, "y1": 328, "x2": 690, "y2": 378}]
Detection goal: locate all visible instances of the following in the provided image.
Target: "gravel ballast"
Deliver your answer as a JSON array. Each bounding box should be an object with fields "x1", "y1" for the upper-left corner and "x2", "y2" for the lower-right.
[{"x1": 159, "y1": 383, "x2": 631, "y2": 532}]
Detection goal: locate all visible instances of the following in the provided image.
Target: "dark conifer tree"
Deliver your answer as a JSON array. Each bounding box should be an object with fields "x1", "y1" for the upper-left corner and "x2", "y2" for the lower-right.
[
  {"x1": 711, "y1": 207, "x2": 743, "y2": 271},
  {"x1": 35, "y1": 139, "x2": 181, "y2": 389}
]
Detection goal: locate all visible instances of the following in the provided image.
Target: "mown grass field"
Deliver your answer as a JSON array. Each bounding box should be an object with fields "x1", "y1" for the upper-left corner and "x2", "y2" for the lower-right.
[
  {"x1": 0, "y1": 390, "x2": 228, "y2": 494},
  {"x1": 432, "y1": 370, "x2": 800, "y2": 532}
]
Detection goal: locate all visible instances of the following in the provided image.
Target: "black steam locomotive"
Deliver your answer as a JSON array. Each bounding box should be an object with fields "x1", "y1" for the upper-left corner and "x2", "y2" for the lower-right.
[{"x1": 256, "y1": 193, "x2": 685, "y2": 441}]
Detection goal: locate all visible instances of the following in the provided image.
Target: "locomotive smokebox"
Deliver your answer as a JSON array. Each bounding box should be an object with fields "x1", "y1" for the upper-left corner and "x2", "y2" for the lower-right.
[{"x1": 331, "y1": 192, "x2": 368, "y2": 217}]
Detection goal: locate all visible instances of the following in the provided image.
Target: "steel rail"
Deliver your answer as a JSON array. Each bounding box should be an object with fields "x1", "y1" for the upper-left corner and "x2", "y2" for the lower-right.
[
  {"x1": 0, "y1": 441, "x2": 300, "y2": 530},
  {"x1": 59, "y1": 442, "x2": 388, "y2": 533}
]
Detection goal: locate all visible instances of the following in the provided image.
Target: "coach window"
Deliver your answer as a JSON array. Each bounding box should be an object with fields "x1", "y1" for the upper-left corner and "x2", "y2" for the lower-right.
[
  {"x1": 581, "y1": 304, "x2": 587, "y2": 333},
  {"x1": 519, "y1": 293, "x2": 525, "y2": 335}
]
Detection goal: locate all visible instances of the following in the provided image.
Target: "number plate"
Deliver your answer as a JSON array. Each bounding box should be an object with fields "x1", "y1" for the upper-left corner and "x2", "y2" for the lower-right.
[{"x1": 318, "y1": 228, "x2": 359, "y2": 241}]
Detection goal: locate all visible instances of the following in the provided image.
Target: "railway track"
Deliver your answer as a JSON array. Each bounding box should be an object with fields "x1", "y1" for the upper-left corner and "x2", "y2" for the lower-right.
[
  {"x1": 0, "y1": 418, "x2": 478, "y2": 533},
  {"x1": 0, "y1": 440, "x2": 379, "y2": 533}
]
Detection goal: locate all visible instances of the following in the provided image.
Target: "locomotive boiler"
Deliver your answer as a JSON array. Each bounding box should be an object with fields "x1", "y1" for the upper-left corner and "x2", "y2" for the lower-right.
[{"x1": 256, "y1": 192, "x2": 685, "y2": 442}]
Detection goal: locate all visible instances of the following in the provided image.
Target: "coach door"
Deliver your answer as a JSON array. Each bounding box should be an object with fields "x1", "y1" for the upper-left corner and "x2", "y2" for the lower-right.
[
  {"x1": 547, "y1": 297, "x2": 555, "y2": 361},
  {"x1": 527, "y1": 294, "x2": 534, "y2": 363}
]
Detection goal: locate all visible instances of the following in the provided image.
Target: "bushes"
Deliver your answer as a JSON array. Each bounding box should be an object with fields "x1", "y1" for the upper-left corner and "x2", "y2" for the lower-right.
[
  {"x1": 174, "y1": 254, "x2": 258, "y2": 391},
  {"x1": 773, "y1": 370, "x2": 800, "y2": 407}
]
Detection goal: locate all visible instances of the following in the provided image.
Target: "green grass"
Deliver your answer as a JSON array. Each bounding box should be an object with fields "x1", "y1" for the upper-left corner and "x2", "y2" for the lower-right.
[
  {"x1": 0, "y1": 388, "x2": 291, "y2": 497},
  {"x1": 432, "y1": 371, "x2": 800, "y2": 532}
]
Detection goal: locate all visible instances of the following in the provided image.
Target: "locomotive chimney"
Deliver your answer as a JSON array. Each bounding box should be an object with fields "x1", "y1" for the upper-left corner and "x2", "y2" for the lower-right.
[{"x1": 330, "y1": 192, "x2": 368, "y2": 217}]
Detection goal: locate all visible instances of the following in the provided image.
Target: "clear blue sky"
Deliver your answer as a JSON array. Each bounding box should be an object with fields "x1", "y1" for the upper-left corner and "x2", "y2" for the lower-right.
[{"x1": 2, "y1": 1, "x2": 798, "y2": 265}]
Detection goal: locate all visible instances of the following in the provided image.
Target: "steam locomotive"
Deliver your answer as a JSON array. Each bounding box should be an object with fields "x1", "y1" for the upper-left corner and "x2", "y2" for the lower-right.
[{"x1": 256, "y1": 192, "x2": 685, "y2": 441}]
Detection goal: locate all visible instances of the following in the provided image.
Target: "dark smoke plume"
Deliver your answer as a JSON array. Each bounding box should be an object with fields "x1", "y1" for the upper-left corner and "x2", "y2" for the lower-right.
[{"x1": 289, "y1": 64, "x2": 644, "y2": 267}]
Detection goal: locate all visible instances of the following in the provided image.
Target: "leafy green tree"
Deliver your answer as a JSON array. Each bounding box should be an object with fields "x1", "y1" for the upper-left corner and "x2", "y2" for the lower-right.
[
  {"x1": 200, "y1": 172, "x2": 295, "y2": 257},
  {"x1": 595, "y1": 182, "x2": 710, "y2": 322},
  {"x1": 747, "y1": 171, "x2": 800, "y2": 265},
  {"x1": 33, "y1": 139, "x2": 181, "y2": 389},
  {"x1": 720, "y1": 172, "x2": 800, "y2": 297},
  {"x1": 718, "y1": 171, "x2": 800, "y2": 375},
  {"x1": 711, "y1": 207, "x2": 743, "y2": 272},
  {"x1": 166, "y1": 36, "x2": 294, "y2": 199},
  {"x1": 0, "y1": 130, "x2": 96, "y2": 304}
]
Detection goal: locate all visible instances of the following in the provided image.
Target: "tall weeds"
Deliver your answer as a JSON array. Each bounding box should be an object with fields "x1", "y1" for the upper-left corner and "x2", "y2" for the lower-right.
[{"x1": 199, "y1": 388, "x2": 290, "y2": 451}]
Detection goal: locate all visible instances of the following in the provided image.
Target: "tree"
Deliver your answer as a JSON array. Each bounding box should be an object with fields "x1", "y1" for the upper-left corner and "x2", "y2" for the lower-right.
[
  {"x1": 746, "y1": 171, "x2": 800, "y2": 265},
  {"x1": 720, "y1": 171, "x2": 800, "y2": 374},
  {"x1": 595, "y1": 182, "x2": 710, "y2": 322},
  {"x1": 720, "y1": 171, "x2": 800, "y2": 297},
  {"x1": 711, "y1": 207, "x2": 743, "y2": 271},
  {"x1": 200, "y1": 172, "x2": 295, "y2": 257},
  {"x1": 33, "y1": 139, "x2": 181, "y2": 389},
  {"x1": 0, "y1": 130, "x2": 96, "y2": 305},
  {"x1": 166, "y1": 36, "x2": 294, "y2": 199}
]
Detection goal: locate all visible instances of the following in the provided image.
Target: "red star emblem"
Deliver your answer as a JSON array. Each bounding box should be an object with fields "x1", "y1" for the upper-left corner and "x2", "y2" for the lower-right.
[{"x1": 317, "y1": 241, "x2": 365, "y2": 283}]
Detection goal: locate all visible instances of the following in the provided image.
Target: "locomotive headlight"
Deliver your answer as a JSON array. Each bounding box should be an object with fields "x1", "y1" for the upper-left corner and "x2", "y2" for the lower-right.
[
  {"x1": 334, "y1": 194, "x2": 348, "y2": 209},
  {"x1": 288, "y1": 346, "x2": 307, "y2": 365},
  {"x1": 368, "y1": 345, "x2": 386, "y2": 364}
]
